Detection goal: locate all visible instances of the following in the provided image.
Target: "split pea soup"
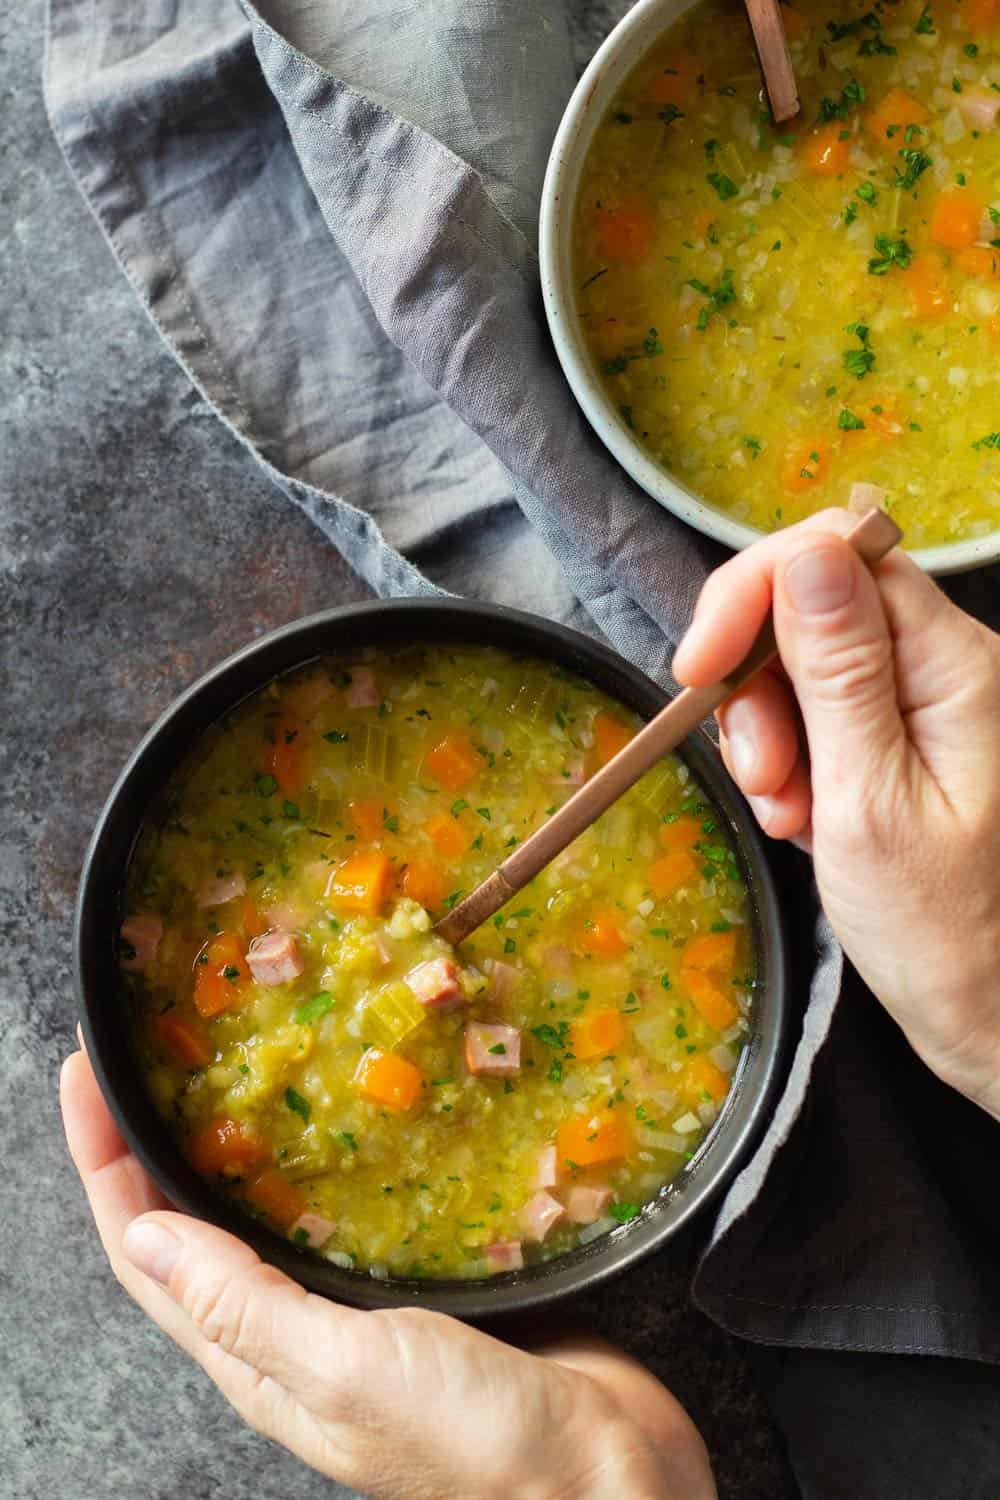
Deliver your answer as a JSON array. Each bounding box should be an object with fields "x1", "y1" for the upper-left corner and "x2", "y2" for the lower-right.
[
  {"x1": 121, "y1": 644, "x2": 755, "y2": 1281},
  {"x1": 573, "y1": 0, "x2": 1000, "y2": 548}
]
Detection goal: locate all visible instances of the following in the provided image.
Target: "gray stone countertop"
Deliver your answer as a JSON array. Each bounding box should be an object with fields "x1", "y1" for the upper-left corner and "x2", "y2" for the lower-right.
[{"x1": 2, "y1": 4, "x2": 797, "y2": 1496}]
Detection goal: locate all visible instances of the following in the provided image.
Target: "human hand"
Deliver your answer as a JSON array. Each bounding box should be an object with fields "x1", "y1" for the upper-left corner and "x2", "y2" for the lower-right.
[
  {"x1": 60, "y1": 1045, "x2": 716, "y2": 1500},
  {"x1": 673, "y1": 509, "x2": 1000, "y2": 1119}
]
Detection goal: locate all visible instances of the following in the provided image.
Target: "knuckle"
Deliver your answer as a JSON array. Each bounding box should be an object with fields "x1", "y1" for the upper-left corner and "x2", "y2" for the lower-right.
[
  {"x1": 801, "y1": 629, "x2": 894, "y2": 706},
  {"x1": 184, "y1": 1267, "x2": 270, "y2": 1364}
]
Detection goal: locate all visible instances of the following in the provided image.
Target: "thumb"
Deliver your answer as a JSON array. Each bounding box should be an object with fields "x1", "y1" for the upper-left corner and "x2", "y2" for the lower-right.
[
  {"x1": 773, "y1": 533, "x2": 904, "y2": 793},
  {"x1": 122, "y1": 1211, "x2": 360, "y2": 1404}
]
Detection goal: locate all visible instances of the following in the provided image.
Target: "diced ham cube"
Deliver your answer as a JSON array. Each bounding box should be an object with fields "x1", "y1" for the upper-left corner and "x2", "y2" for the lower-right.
[
  {"x1": 120, "y1": 914, "x2": 163, "y2": 971},
  {"x1": 464, "y1": 1022, "x2": 521, "y2": 1076},
  {"x1": 404, "y1": 957, "x2": 463, "y2": 1011},
  {"x1": 519, "y1": 1190, "x2": 565, "y2": 1242},
  {"x1": 535, "y1": 1144, "x2": 558, "y2": 1189},
  {"x1": 246, "y1": 929, "x2": 305, "y2": 986},
  {"x1": 485, "y1": 1240, "x2": 524, "y2": 1274},
  {"x1": 197, "y1": 872, "x2": 247, "y2": 909},
  {"x1": 543, "y1": 945, "x2": 572, "y2": 977},
  {"x1": 345, "y1": 666, "x2": 378, "y2": 708},
  {"x1": 487, "y1": 959, "x2": 519, "y2": 1005},
  {"x1": 290, "y1": 1212, "x2": 337, "y2": 1250},
  {"x1": 565, "y1": 1185, "x2": 613, "y2": 1225},
  {"x1": 557, "y1": 757, "x2": 586, "y2": 787}
]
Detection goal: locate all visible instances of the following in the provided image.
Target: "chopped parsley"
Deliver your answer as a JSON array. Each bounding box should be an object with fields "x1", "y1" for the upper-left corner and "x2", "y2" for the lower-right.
[
  {"x1": 335, "y1": 1130, "x2": 358, "y2": 1152},
  {"x1": 531, "y1": 1022, "x2": 570, "y2": 1049},
  {"x1": 743, "y1": 435, "x2": 762, "y2": 458},
  {"x1": 323, "y1": 729, "x2": 349, "y2": 744},
  {"x1": 843, "y1": 322, "x2": 876, "y2": 380},
  {"x1": 294, "y1": 991, "x2": 335, "y2": 1024},
  {"x1": 868, "y1": 232, "x2": 911, "y2": 276},
  {"x1": 609, "y1": 1202, "x2": 641, "y2": 1223},
  {"x1": 706, "y1": 171, "x2": 739, "y2": 201},
  {"x1": 894, "y1": 148, "x2": 932, "y2": 192},
  {"x1": 914, "y1": 4, "x2": 935, "y2": 34},
  {"x1": 972, "y1": 433, "x2": 1000, "y2": 451},
  {"x1": 838, "y1": 408, "x2": 867, "y2": 431},
  {"x1": 285, "y1": 1086, "x2": 310, "y2": 1123},
  {"x1": 254, "y1": 773, "x2": 277, "y2": 798},
  {"x1": 688, "y1": 268, "x2": 737, "y2": 330}
]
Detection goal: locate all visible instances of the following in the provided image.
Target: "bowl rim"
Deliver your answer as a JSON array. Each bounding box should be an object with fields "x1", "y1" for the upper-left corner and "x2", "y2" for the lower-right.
[
  {"x1": 538, "y1": 0, "x2": 1000, "y2": 576},
  {"x1": 75, "y1": 597, "x2": 791, "y2": 1319}
]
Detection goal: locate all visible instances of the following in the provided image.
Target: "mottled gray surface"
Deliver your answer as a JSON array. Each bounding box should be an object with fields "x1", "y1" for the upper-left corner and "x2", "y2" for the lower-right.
[{"x1": 0, "y1": 3, "x2": 797, "y2": 1496}]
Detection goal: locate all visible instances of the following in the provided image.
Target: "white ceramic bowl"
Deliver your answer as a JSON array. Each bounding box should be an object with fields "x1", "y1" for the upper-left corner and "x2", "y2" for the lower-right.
[{"x1": 539, "y1": 0, "x2": 1000, "y2": 575}]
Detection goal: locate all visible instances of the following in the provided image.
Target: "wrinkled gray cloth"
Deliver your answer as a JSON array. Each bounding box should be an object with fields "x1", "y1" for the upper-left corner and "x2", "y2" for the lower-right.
[{"x1": 45, "y1": 2, "x2": 1000, "y2": 1494}]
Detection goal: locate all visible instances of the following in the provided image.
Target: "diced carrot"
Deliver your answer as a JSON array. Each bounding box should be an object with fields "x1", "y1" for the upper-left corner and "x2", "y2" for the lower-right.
[
  {"x1": 239, "y1": 896, "x2": 266, "y2": 941},
  {"x1": 349, "y1": 798, "x2": 395, "y2": 843},
  {"x1": 150, "y1": 1013, "x2": 212, "y2": 1069},
  {"x1": 326, "y1": 850, "x2": 392, "y2": 916},
  {"x1": 867, "y1": 88, "x2": 929, "y2": 147},
  {"x1": 647, "y1": 850, "x2": 698, "y2": 898},
  {"x1": 187, "y1": 1117, "x2": 268, "y2": 1178},
  {"x1": 781, "y1": 442, "x2": 828, "y2": 494},
  {"x1": 840, "y1": 396, "x2": 905, "y2": 444},
  {"x1": 268, "y1": 717, "x2": 306, "y2": 796},
  {"x1": 904, "y1": 252, "x2": 951, "y2": 319},
  {"x1": 681, "y1": 968, "x2": 740, "y2": 1032},
  {"x1": 659, "y1": 816, "x2": 704, "y2": 854},
  {"x1": 956, "y1": 245, "x2": 1000, "y2": 278},
  {"x1": 684, "y1": 1053, "x2": 731, "y2": 1106},
  {"x1": 930, "y1": 189, "x2": 983, "y2": 252},
  {"x1": 423, "y1": 813, "x2": 471, "y2": 859},
  {"x1": 244, "y1": 1169, "x2": 307, "y2": 1229},
  {"x1": 399, "y1": 857, "x2": 448, "y2": 911},
  {"x1": 570, "y1": 1009, "x2": 627, "y2": 1060},
  {"x1": 780, "y1": 5, "x2": 810, "y2": 40},
  {"x1": 193, "y1": 932, "x2": 249, "y2": 1019},
  {"x1": 966, "y1": 0, "x2": 1000, "y2": 31},
  {"x1": 595, "y1": 199, "x2": 653, "y2": 264},
  {"x1": 592, "y1": 710, "x2": 633, "y2": 766},
  {"x1": 355, "y1": 1047, "x2": 424, "y2": 1111},
  {"x1": 648, "y1": 52, "x2": 699, "y2": 109},
  {"x1": 683, "y1": 929, "x2": 737, "y2": 977},
  {"x1": 557, "y1": 1110, "x2": 629, "y2": 1172},
  {"x1": 423, "y1": 731, "x2": 480, "y2": 792},
  {"x1": 577, "y1": 910, "x2": 627, "y2": 958},
  {"x1": 802, "y1": 124, "x2": 850, "y2": 177}
]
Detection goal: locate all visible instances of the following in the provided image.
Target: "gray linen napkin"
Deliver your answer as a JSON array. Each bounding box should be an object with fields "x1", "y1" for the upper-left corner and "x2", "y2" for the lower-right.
[{"x1": 45, "y1": 1, "x2": 1000, "y2": 1492}]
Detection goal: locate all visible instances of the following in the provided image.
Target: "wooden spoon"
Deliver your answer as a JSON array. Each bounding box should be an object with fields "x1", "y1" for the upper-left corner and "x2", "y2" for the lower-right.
[
  {"x1": 435, "y1": 508, "x2": 901, "y2": 947},
  {"x1": 745, "y1": 0, "x2": 800, "y2": 123}
]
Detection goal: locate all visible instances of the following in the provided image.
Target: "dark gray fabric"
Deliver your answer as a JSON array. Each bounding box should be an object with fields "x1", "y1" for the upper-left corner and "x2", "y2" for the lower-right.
[{"x1": 42, "y1": 2, "x2": 1000, "y2": 1494}]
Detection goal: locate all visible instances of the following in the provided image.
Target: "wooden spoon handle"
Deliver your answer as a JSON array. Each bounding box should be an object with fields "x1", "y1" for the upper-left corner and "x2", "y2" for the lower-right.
[
  {"x1": 745, "y1": 0, "x2": 800, "y2": 123},
  {"x1": 436, "y1": 508, "x2": 902, "y2": 946}
]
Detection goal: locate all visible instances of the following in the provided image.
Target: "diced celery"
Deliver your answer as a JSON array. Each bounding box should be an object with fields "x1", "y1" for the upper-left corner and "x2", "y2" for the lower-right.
[
  {"x1": 362, "y1": 982, "x2": 426, "y2": 1050},
  {"x1": 352, "y1": 724, "x2": 392, "y2": 780}
]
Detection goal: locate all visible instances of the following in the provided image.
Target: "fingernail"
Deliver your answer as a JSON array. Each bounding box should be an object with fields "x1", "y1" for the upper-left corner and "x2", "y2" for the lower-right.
[
  {"x1": 749, "y1": 794, "x2": 778, "y2": 832},
  {"x1": 728, "y1": 731, "x2": 758, "y2": 784},
  {"x1": 784, "y1": 545, "x2": 856, "y2": 616},
  {"x1": 123, "y1": 1221, "x2": 181, "y2": 1285}
]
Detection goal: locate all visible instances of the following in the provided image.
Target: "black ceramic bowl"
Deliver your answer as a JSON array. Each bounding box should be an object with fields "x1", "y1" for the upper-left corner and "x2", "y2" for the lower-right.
[{"x1": 76, "y1": 599, "x2": 790, "y2": 1319}]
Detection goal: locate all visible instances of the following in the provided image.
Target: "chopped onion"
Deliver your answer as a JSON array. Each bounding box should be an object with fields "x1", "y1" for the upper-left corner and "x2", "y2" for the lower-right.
[
  {"x1": 639, "y1": 1127, "x2": 689, "y2": 1153},
  {"x1": 849, "y1": 481, "x2": 889, "y2": 513},
  {"x1": 369, "y1": 1262, "x2": 389, "y2": 1281},
  {"x1": 697, "y1": 1101, "x2": 717, "y2": 1128},
  {"x1": 579, "y1": 1216, "x2": 616, "y2": 1244},
  {"x1": 672, "y1": 1111, "x2": 702, "y2": 1134},
  {"x1": 941, "y1": 107, "x2": 967, "y2": 144},
  {"x1": 948, "y1": 367, "x2": 969, "y2": 389},
  {"x1": 636, "y1": 898, "x2": 655, "y2": 918},
  {"x1": 709, "y1": 1044, "x2": 737, "y2": 1074},
  {"x1": 325, "y1": 1250, "x2": 355, "y2": 1270}
]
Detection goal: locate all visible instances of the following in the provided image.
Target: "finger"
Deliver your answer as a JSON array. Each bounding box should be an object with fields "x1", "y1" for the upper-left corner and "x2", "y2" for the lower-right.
[
  {"x1": 716, "y1": 667, "x2": 801, "y2": 797},
  {"x1": 743, "y1": 753, "x2": 814, "y2": 844},
  {"x1": 773, "y1": 533, "x2": 906, "y2": 796},
  {"x1": 672, "y1": 509, "x2": 859, "y2": 687},
  {"x1": 122, "y1": 1211, "x2": 368, "y2": 1408}
]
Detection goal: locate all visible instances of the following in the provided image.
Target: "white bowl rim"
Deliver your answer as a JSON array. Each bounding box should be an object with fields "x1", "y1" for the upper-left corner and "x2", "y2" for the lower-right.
[{"x1": 538, "y1": 0, "x2": 1000, "y2": 576}]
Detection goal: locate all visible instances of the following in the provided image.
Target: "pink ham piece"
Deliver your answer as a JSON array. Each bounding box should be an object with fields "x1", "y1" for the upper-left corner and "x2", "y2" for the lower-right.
[
  {"x1": 345, "y1": 666, "x2": 378, "y2": 708},
  {"x1": 848, "y1": 481, "x2": 889, "y2": 515},
  {"x1": 556, "y1": 757, "x2": 586, "y2": 787},
  {"x1": 464, "y1": 1022, "x2": 521, "y2": 1076},
  {"x1": 487, "y1": 959, "x2": 519, "y2": 1005},
  {"x1": 535, "y1": 1144, "x2": 558, "y2": 1189},
  {"x1": 485, "y1": 1240, "x2": 524, "y2": 1274},
  {"x1": 958, "y1": 88, "x2": 1000, "y2": 132},
  {"x1": 520, "y1": 1190, "x2": 565, "y2": 1242},
  {"x1": 120, "y1": 914, "x2": 163, "y2": 971},
  {"x1": 246, "y1": 929, "x2": 305, "y2": 986},
  {"x1": 197, "y1": 872, "x2": 247, "y2": 909},
  {"x1": 404, "y1": 957, "x2": 463, "y2": 1011},
  {"x1": 289, "y1": 1212, "x2": 337, "y2": 1250},
  {"x1": 565, "y1": 1185, "x2": 613, "y2": 1225}
]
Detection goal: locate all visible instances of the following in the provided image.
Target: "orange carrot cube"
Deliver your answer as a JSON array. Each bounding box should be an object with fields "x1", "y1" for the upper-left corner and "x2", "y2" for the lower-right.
[{"x1": 355, "y1": 1047, "x2": 424, "y2": 1111}]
